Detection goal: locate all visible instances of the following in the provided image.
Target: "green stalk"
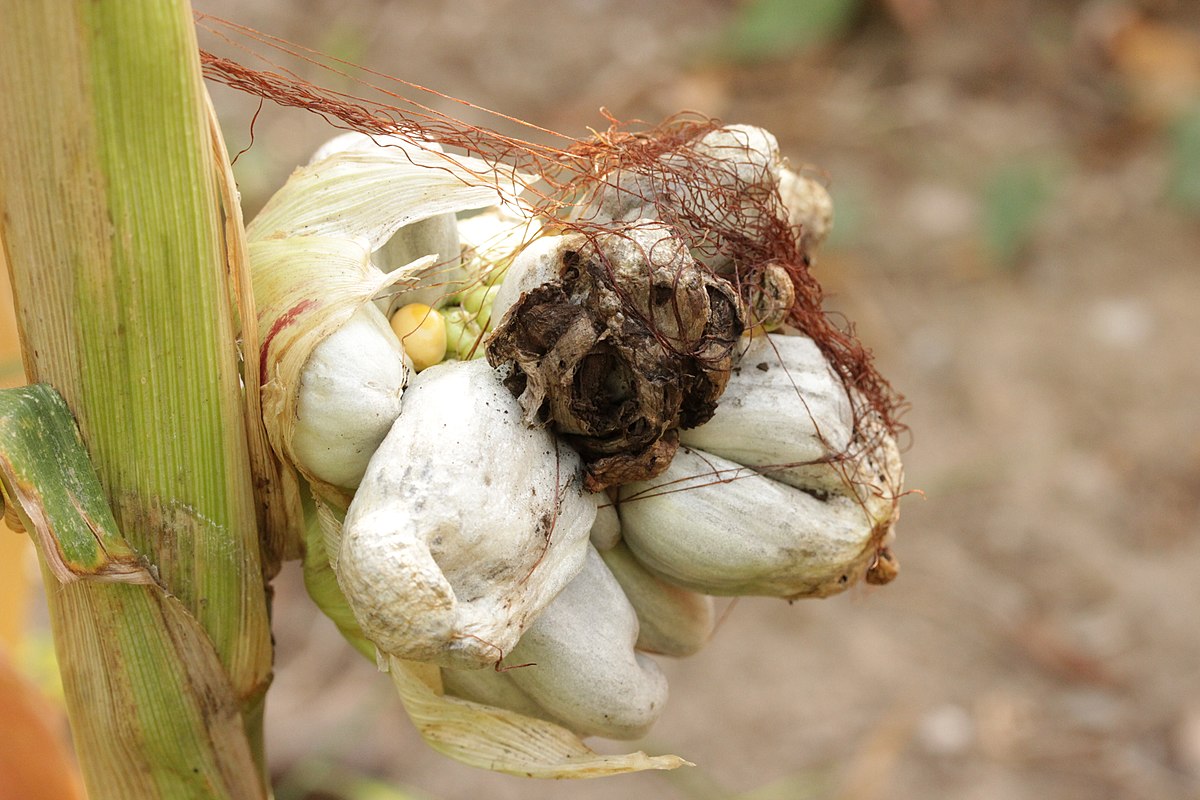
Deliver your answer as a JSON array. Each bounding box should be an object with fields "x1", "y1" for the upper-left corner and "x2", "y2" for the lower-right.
[{"x1": 0, "y1": 2, "x2": 271, "y2": 796}]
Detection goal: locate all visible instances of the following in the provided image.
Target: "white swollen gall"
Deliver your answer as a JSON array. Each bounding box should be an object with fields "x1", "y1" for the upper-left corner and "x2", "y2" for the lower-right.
[
  {"x1": 618, "y1": 333, "x2": 902, "y2": 598},
  {"x1": 599, "y1": 541, "x2": 716, "y2": 658},
  {"x1": 678, "y1": 333, "x2": 853, "y2": 494},
  {"x1": 442, "y1": 546, "x2": 669, "y2": 740},
  {"x1": 779, "y1": 167, "x2": 833, "y2": 252},
  {"x1": 292, "y1": 303, "x2": 409, "y2": 490},
  {"x1": 336, "y1": 359, "x2": 596, "y2": 669},
  {"x1": 617, "y1": 444, "x2": 897, "y2": 598}
]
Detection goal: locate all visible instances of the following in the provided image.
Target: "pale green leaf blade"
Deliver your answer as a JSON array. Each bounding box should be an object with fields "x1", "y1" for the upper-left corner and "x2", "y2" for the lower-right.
[{"x1": 0, "y1": 385, "x2": 145, "y2": 583}]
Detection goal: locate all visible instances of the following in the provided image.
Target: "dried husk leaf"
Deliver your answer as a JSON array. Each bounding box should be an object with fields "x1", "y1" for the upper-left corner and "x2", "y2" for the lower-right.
[
  {"x1": 306, "y1": 132, "x2": 468, "y2": 312},
  {"x1": 387, "y1": 655, "x2": 689, "y2": 778},
  {"x1": 247, "y1": 142, "x2": 527, "y2": 252}
]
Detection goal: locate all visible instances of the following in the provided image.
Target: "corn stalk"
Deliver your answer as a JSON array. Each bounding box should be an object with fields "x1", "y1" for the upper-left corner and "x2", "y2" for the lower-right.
[{"x1": 0, "y1": 2, "x2": 272, "y2": 797}]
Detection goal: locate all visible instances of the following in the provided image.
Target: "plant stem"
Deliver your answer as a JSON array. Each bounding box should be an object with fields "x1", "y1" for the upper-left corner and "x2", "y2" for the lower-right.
[{"x1": 0, "y1": 2, "x2": 272, "y2": 796}]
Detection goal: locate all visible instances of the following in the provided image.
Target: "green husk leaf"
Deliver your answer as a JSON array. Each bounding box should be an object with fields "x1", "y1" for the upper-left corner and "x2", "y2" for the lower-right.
[
  {"x1": 0, "y1": 384, "x2": 263, "y2": 799},
  {"x1": 302, "y1": 498, "x2": 375, "y2": 660},
  {"x1": 206, "y1": 92, "x2": 305, "y2": 570},
  {"x1": 0, "y1": 386, "x2": 148, "y2": 584}
]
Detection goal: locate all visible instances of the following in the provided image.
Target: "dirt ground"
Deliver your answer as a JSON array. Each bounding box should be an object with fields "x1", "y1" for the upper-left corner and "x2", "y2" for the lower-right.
[{"x1": 194, "y1": 2, "x2": 1200, "y2": 798}]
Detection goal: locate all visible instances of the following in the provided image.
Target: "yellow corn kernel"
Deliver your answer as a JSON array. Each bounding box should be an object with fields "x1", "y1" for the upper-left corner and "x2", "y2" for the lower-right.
[{"x1": 390, "y1": 303, "x2": 447, "y2": 371}]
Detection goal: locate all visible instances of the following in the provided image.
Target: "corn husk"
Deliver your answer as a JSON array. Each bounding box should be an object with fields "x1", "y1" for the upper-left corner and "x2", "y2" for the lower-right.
[
  {"x1": 387, "y1": 656, "x2": 688, "y2": 778},
  {"x1": 457, "y1": 205, "x2": 543, "y2": 282},
  {"x1": 247, "y1": 144, "x2": 529, "y2": 496},
  {"x1": 306, "y1": 132, "x2": 468, "y2": 311},
  {"x1": 247, "y1": 141, "x2": 524, "y2": 250}
]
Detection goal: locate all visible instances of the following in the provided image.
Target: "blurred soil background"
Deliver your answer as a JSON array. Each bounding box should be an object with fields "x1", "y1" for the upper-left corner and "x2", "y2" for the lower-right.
[{"x1": 4, "y1": 1, "x2": 1200, "y2": 798}]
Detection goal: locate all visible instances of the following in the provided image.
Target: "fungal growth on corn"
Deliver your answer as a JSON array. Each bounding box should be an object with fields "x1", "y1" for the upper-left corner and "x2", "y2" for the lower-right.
[
  {"x1": 224, "y1": 45, "x2": 907, "y2": 774},
  {"x1": 486, "y1": 222, "x2": 745, "y2": 491}
]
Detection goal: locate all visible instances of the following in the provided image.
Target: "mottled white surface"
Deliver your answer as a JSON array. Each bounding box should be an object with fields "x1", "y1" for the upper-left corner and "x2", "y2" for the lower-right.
[
  {"x1": 337, "y1": 359, "x2": 596, "y2": 668},
  {"x1": 679, "y1": 332, "x2": 853, "y2": 493},
  {"x1": 292, "y1": 303, "x2": 409, "y2": 489},
  {"x1": 600, "y1": 541, "x2": 716, "y2": 657},
  {"x1": 440, "y1": 547, "x2": 670, "y2": 740},
  {"x1": 618, "y1": 446, "x2": 881, "y2": 597}
]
